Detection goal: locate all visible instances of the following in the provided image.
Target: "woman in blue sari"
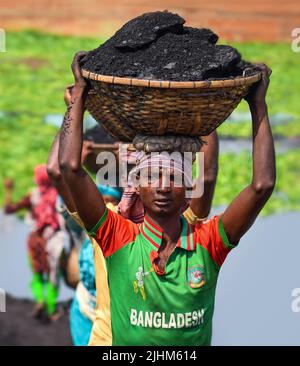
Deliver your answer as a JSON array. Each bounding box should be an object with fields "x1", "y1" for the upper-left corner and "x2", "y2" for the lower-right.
[{"x1": 69, "y1": 185, "x2": 122, "y2": 346}]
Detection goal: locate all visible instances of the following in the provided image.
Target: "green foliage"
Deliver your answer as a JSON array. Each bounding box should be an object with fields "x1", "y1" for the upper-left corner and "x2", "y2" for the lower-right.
[
  {"x1": 1, "y1": 30, "x2": 102, "y2": 115},
  {"x1": 213, "y1": 149, "x2": 300, "y2": 216},
  {"x1": 0, "y1": 30, "x2": 103, "y2": 202},
  {"x1": 219, "y1": 41, "x2": 300, "y2": 137}
]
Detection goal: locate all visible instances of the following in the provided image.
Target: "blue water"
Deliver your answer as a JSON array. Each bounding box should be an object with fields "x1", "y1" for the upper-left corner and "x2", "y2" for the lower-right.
[{"x1": 212, "y1": 211, "x2": 300, "y2": 345}]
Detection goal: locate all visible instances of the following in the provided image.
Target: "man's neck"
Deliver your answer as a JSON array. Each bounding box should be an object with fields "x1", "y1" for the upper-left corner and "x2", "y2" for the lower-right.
[
  {"x1": 146, "y1": 211, "x2": 182, "y2": 274},
  {"x1": 146, "y1": 211, "x2": 182, "y2": 243}
]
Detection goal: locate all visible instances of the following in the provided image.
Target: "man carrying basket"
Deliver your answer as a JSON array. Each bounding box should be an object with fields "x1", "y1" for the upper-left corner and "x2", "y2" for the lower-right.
[{"x1": 56, "y1": 52, "x2": 275, "y2": 346}]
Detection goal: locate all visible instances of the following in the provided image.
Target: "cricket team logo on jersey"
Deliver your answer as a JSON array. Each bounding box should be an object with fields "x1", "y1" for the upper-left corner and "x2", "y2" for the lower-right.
[
  {"x1": 187, "y1": 265, "x2": 205, "y2": 288},
  {"x1": 133, "y1": 266, "x2": 154, "y2": 300}
]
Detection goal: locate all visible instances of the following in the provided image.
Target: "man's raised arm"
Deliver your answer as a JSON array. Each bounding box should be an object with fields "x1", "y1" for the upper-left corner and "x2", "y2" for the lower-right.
[
  {"x1": 58, "y1": 52, "x2": 105, "y2": 231},
  {"x1": 47, "y1": 131, "x2": 77, "y2": 213},
  {"x1": 222, "y1": 64, "x2": 276, "y2": 244}
]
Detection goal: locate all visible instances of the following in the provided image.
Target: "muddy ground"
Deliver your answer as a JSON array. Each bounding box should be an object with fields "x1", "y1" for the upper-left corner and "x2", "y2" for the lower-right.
[{"x1": 0, "y1": 295, "x2": 72, "y2": 346}]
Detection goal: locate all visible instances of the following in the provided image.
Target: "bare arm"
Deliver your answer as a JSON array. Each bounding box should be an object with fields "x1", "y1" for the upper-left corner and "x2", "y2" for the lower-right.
[
  {"x1": 4, "y1": 197, "x2": 31, "y2": 214},
  {"x1": 222, "y1": 64, "x2": 276, "y2": 243},
  {"x1": 189, "y1": 130, "x2": 218, "y2": 218},
  {"x1": 58, "y1": 52, "x2": 105, "y2": 230},
  {"x1": 47, "y1": 84, "x2": 94, "y2": 214},
  {"x1": 3, "y1": 179, "x2": 14, "y2": 207},
  {"x1": 3, "y1": 179, "x2": 31, "y2": 213},
  {"x1": 47, "y1": 131, "x2": 76, "y2": 213}
]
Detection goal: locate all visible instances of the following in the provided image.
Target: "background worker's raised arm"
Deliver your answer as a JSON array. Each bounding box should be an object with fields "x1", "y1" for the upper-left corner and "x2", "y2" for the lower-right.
[
  {"x1": 58, "y1": 52, "x2": 105, "y2": 231},
  {"x1": 3, "y1": 179, "x2": 31, "y2": 214},
  {"x1": 222, "y1": 64, "x2": 276, "y2": 244},
  {"x1": 190, "y1": 130, "x2": 218, "y2": 219}
]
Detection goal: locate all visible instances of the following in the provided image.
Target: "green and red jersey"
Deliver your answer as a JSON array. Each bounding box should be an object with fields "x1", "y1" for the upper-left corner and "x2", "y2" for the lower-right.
[{"x1": 89, "y1": 208, "x2": 236, "y2": 346}]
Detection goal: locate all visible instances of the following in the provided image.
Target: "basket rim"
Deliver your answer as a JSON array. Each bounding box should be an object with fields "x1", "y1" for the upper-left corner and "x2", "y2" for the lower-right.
[{"x1": 82, "y1": 68, "x2": 261, "y2": 89}]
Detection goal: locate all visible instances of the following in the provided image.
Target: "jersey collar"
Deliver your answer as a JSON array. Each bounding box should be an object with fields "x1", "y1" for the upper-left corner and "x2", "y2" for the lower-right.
[{"x1": 141, "y1": 214, "x2": 196, "y2": 251}]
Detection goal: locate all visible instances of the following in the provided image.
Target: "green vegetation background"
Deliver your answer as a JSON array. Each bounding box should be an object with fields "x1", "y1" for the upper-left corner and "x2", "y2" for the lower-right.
[{"x1": 0, "y1": 31, "x2": 299, "y2": 214}]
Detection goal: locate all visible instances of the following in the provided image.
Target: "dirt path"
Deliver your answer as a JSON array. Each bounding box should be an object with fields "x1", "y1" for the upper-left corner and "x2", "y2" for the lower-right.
[
  {"x1": 0, "y1": 295, "x2": 72, "y2": 346},
  {"x1": 0, "y1": 0, "x2": 299, "y2": 41}
]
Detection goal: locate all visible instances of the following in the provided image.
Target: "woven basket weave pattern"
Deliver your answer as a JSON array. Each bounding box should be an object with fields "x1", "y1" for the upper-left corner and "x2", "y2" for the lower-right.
[{"x1": 84, "y1": 70, "x2": 260, "y2": 142}]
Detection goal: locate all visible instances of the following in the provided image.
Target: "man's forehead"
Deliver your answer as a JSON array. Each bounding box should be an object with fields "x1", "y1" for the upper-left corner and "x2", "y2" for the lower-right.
[{"x1": 139, "y1": 165, "x2": 183, "y2": 174}]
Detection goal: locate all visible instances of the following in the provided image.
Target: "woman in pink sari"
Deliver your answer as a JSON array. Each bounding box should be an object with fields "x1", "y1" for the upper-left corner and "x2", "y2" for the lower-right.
[{"x1": 4, "y1": 165, "x2": 66, "y2": 320}]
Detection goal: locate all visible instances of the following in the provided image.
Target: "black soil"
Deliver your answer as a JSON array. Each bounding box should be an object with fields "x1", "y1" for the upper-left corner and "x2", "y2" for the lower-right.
[
  {"x1": 0, "y1": 295, "x2": 72, "y2": 346},
  {"x1": 82, "y1": 10, "x2": 253, "y2": 81}
]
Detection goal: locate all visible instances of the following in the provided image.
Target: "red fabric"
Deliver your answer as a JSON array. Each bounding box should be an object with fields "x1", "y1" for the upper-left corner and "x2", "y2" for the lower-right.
[
  {"x1": 118, "y1": 186, "x2": 145, "y2": 224},
  {"x1": 150, "y1": 250, "x2": 165, "y2": 276},
  {"x1": 94, "y1": 209, "x2": 139, "y2": 258},
  {"x1": 28, "y1": 231, "x2": 49, "y2": 274},
  {"x1": 195, "y1": 216, "x2": 231, "y2": 267},
  {"x1": 32, "y1": 165, "x2": 59, "y2": 232}
]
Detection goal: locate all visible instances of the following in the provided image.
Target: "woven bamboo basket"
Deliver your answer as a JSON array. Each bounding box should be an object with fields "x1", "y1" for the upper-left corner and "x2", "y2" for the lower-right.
[{"x1": 83, "y1": 69, "x2": 261, "y2": 142}]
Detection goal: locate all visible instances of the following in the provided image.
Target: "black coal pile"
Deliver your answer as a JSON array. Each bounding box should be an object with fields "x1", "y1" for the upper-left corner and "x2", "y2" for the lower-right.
[{"x1": 82, "y1": 11, "x2": 253, "y2": 81}]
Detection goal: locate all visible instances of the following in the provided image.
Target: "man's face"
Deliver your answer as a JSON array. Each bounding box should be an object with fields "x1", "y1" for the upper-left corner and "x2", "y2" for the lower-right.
[{"x1": 136, "y1": 167, "x2": 186, "y2": 216}]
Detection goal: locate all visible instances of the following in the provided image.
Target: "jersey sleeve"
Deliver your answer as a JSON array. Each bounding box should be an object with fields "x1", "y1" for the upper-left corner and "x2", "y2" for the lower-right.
[
  {"x1": 87, "y1": 208, "x2": 139, "y2": 258},
  {"x1": 196, "y1": 215, "x2": 236, "y2": 267}
]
